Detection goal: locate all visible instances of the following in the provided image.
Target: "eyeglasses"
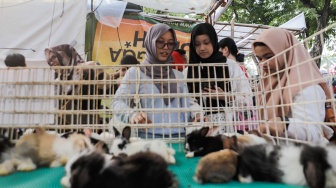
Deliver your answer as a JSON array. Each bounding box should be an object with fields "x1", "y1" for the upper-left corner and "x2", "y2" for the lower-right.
[{"x1": 156, "y1": 40, "x2": 176, "y2": 50}]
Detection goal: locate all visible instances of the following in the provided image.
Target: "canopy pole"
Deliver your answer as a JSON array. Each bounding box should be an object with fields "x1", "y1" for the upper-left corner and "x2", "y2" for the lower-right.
[{"x1": 230, "y1": 15, "x2": 235, "y2": 38}]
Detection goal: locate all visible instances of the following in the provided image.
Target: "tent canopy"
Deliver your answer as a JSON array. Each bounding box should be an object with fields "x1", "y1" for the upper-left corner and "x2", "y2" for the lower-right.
[
  {"x1": 215, "y1": 22, "x2": 304, "y2": 56},
  {"x1": 143, "y1": 13, "x2": 305, "y2": 56},
  {"x1": 0, "y1": 0, "x2": 87, "y2": 66},
  {"x1": 122, "y1": 0, "x2": 217, "y2": 14},
  {"x1": 0, "y1": 0, "x2": 306, "y2": 67}
]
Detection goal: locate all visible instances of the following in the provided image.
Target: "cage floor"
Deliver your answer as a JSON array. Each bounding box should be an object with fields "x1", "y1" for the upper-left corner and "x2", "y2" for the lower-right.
[{"x1": 0, "y1": 143, "x2": 307, "y2": 188}]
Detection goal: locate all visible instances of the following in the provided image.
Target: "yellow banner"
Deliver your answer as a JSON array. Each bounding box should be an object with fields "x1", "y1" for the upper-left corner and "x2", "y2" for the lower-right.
[{"x1": 92, "y1": 17, "x2": 194, "y2": 66}]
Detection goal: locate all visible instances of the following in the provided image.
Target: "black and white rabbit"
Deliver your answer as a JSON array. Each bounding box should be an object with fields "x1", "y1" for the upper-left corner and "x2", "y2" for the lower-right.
[
  {"x1": 185, "y1": 126, "x2": 225, "y2": 157},
  {"x1": 185, "y1": 126, "x2": 267, "y2": 157},
  {"x1": 192, "y1": 130, "x2": 272, "y2": 184},
  {"x1": 237, "y1": 143, "x2": 336, "y2": 188},
  {"x1": 0, "y1": 135, "x2": 15, "y2": 175},
  {"x1": 109, "y1": 126, "x2": 176, "y2": 164},
  {"x1": 0, "y1": 134, "x2": 14, "y2": 159},
  {"x1": 62, "y1": 150, "x2": 178, "y2": 188},
  {"x1": 61, "y1": 137, "x2": 113, "y2": 188}
]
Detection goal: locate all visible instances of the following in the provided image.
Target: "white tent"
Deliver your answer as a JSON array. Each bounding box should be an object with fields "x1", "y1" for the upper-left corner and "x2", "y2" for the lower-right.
[
  {"x1": 122, "y1": 0, "x2": 217, "y2": 14},
  {"x1": 141, "y1": 13, "x2": 305, "y2": 56},
  {"x1": 0, "y1": 0, "x2": 306, "y2": 66},
  {"x1": 280, "y1": 12, "x2": 307, "y2": 30},
  {"x1": 0, "y1": 0, "x2": 220, "y2": 67},
  {"x1": 215, "y1": 22, "x2": 304, "y2": 56},
  {"x1": 0, "y1": 0, "x2": 87, "y2": 66}
]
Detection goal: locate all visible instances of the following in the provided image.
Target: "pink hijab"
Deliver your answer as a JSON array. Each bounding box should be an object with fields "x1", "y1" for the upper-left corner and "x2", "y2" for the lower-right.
[{"x1": 253, "y1": 28, "x2": 332, "y2": 120}]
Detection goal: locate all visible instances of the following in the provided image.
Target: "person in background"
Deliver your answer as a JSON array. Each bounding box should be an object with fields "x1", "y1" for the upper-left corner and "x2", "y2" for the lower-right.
[
  {"x1": 112, "y1": 54, "x2": 140, "y2": 94},
  {"x1": 113, "y1": 54, "x2": 140, "y2": 80},
  {"x1": 219, "y1": 37, "x2": 249, "y2": 78},
  {"x1": 253, "y1": 27, "x2": 334, "y2": 143},
  {"x1": 187, "y1": 23, "x2": 253, "y2": 133},
  {"x1": 4, "y1": 53, "x2": 26, "y2": 67},
  {"x1": 45, "y1": 44, "x2": 112, "y2": 125},
  {"x1": 112, "y1": 23, "x2": 203, "y2": 138},
  {"x1": 171, "y1": 49, "x2": 187, "y2": 72}
]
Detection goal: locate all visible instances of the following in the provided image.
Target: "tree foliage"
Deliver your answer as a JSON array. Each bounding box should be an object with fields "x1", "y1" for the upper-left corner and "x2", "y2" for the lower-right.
[
  {"x1": 143, "y1": 1, "x2": 335, "y2": 67},
  {"x1": 220, "y1": 0, "x2": 336, "y2": 67}
]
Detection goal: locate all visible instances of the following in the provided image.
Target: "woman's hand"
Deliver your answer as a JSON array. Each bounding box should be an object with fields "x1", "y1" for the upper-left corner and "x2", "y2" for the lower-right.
[
  {"x1": 259, "y1": 117, "x2": 285, "y2": 136},
  {"x1": 131, "y1": 112, "x2": 152, "y2": 124},
  {"x1": 192, "y1": 113, "x2": 209, "y2": 122},
  {"x1": 202, "y1": 86, "x2": 231, "y2": 101}
]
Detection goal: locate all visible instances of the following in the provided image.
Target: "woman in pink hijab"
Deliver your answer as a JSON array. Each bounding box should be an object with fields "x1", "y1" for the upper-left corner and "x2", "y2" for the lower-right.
[{"x1": 253, "y1": 28, "x2": 334, "y2": 143}]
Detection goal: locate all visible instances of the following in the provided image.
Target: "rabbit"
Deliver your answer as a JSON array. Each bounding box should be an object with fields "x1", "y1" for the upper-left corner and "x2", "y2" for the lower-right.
[
  {"x1": 61, "y1": 130, "x2": 109, "y2": 153},
  {"x1": 62, "y1": 150, "x2": 178, "y2": 188},
  {"x1": 0, "y1": 135, "x2": 15, "y2": 175},
  {"x1": 60, "y1": 138, "x2": 113, "y2": 188},
  {"x1": 194, "y1": 149, "x2": 239, "y2": 184},
  {"x1": 185, "y1": 126, "x2": 269, "y2": 157},
  {"x1": 185, "y1": 126, "x2": 233, "y2": 157},
  {"x1": 0, "y1": 127, "x2": 94, "y2": 176},
  {"x1": 237, "y1": 143, "x2": 336, "y2": 188},
  {"x1": 0, "y1": 135, "x2": 14, "y2": 160},
  {"x1": 247, "y1": 129, "x2": 276, "y2": 145},
  {"x1": 221, "y1": 133, "x2": 270, "y2": 154},
  {"x1": 109, "y1": 126, "x2": 176, "y2": 164}
]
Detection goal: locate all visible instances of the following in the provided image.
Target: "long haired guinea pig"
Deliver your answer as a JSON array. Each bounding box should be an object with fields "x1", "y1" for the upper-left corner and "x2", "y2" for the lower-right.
[
  {"x1": 194, "y1": 149, "x2": 239, "y2": 184},
  {"x1": 238, "y1": 143, "x2": 336, "y2": 188},
  {"x1": 0, "y1": 127, "x2": 94, "y2": 176},
  {"x1": 63, "y1": 150, "x2": 178, "y2": 188},
  {"x1": 109, "y1": 126, "x2": 176, "y2": 164}
]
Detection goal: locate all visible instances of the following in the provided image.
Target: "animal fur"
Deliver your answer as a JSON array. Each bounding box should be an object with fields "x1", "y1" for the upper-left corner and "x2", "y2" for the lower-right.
[
  {"x1": 0, "y1": 127, "x2": 93, "y2": 176},
  {"x1": 222, "y1": 134, "x2": 269, "y2": 154},
  {"x1": 109, "y1": 126, "x2": 176, "y2": 164},
  {"x1": 62, "y1": 150, "x2": 178, "y2": 188},
  {"x1": 185, "y1": 127, "x2": 268, "y2": 157},
  {"x1": 237, "y1": 143, "x2": 336, "y2": 188},
  {"x1": 194, "y1": 149, "x2": 239, "y2": 184}
]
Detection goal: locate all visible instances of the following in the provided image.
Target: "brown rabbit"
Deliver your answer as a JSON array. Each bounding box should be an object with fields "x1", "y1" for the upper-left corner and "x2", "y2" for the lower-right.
[
  {"x1": 194, "y1": 149, "x2": 239, "y2": 184},
  {"x1": 221, "y1": 133, "x2": 271, "y2": 154},
  {"x1": 0, "y1": 127, "x2": 93, "y2": 175}
]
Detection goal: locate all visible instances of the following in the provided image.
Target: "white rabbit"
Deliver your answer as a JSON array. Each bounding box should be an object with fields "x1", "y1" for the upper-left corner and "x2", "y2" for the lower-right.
[{"x1": 109, "y1": 126, "x2": 176, "y2": 164}]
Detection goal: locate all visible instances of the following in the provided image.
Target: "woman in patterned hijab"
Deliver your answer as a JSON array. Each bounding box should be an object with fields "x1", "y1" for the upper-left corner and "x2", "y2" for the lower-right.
[
  {"x1": 45, "y1": 44, "x2": 84, "y2": 82},
  {"x1": 45, "y1": 44, "x2": 110, "y2": 124}
]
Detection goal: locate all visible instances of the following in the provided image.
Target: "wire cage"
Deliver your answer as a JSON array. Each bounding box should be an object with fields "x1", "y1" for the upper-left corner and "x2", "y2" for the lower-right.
[
  {"x1": 0, "y1": 24, "x2": 335, "y2": 147},
  {"x1": 0, "y1": 23, "x2": 336, "y2": 188},
  {"x1": 0, "y1": 63, "x2": 260, "y2": 143}
]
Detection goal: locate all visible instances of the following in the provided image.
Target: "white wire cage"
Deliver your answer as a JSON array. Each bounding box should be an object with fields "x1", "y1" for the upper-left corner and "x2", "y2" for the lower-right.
[{"x1": 0, "y1": 23, "x2": 335, "y2": 146}]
